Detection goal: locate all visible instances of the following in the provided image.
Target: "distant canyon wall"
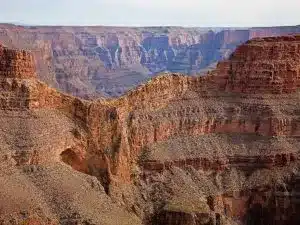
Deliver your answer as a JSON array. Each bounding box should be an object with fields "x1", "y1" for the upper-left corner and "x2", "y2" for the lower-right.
[
  {"x1": 2, "y1": 33, "x2": 300, "y2": 224},
  {"x1": 0, "y1": 24, "x2": 299, "y2": 97}
]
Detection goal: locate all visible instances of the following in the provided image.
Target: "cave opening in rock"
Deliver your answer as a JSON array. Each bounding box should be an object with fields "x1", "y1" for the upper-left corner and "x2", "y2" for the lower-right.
[
  {"x1": 60, "y1": 149, "x2": 111, "y2": 194},
  {"x1": 60, "y1": 148, "x2": 81, "y2": 170}
]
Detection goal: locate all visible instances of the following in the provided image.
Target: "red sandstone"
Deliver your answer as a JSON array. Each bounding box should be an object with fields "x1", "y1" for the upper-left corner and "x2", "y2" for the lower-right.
[{"x1": 1, "y1": 35, "x2": 300, "y2": 224}]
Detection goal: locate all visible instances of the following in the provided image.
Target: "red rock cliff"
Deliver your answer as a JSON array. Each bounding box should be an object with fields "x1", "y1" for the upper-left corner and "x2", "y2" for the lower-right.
[
  {"x1": 0, "y1": 24, "x2": 299, "y2": 98},
  {"x1": 78, "y1": 35, "x2": 300, "y2": 225},
  {"x1": 0, "y1": 44, "x2": 36, "y2": 79},
  {"x1": 2, "y1": 35, "x2": 300, "y2": 225},
  {"x1": 0, "y1": 44, "x2": 141, "y2": 224},
  {"x1": 216, "y1": 35, "x2": 300, "y2": 93}
]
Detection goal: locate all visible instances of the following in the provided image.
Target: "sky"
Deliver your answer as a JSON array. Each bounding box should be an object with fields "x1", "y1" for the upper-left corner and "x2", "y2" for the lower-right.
[{"x1": 0, "y1": 0, "x2": 300, "y2": 27}]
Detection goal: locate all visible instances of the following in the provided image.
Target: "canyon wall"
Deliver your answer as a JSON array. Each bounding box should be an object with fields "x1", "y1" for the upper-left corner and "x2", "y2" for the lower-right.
[
  {"x1": 1, "y1": 35, "x2": 300, "y2": 224},
  {"x1": 0, "y1": 24, "x2": 299, "y2": 97},
  {"x1": 80, "y1": 35, "x2": 300, "y2": 225},
  {"x1": 0, "y1": 44, "x2": 141, "y2": 225}
]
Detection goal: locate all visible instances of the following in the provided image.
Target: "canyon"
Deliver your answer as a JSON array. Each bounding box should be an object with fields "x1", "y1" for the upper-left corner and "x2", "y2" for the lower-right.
[
  {"x1": 1, "y1": 33, "x2": 300, "y2": 225},
  {"x1": 0, "y1": 24, "x2": 299, "y2": 98}
]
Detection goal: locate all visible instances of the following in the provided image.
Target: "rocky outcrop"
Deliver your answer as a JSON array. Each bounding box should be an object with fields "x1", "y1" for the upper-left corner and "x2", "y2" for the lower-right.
[
  {"x1": 81, "y1": 35, "x2": 300, "y2": 225},
  {"x1": 216, "y1": 35, "x2": 300, "y2": 94},
  {"x1": 0, "y1": 24, "x2": 299, "y2": 97},
  {"x1": 0, "y1": 44, "x2": 141, "y2": 225},
  {"x1": 0, "y1": 45, "x2": 36, "y2": 79}
]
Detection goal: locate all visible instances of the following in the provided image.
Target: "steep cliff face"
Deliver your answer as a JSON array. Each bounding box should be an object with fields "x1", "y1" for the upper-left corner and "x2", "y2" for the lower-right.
[
  {"x1": 0, "y1": 45, "x2": 36, "y2": 79},
  {"x1": 2, "y1": 35, "x2": 300, "y2": 225},
  {"x1": 0, "y1": 44, "x2": 141, "y2": 225},
  {"x1": 0, "y1": 24, "x2": 299, "y2": 98},
  {"x1": 77, "y1": 35, "x2": 300, "y2": 225},
  {"x1": 216, "y1": 35, "x2": 300, "y2": 94}
]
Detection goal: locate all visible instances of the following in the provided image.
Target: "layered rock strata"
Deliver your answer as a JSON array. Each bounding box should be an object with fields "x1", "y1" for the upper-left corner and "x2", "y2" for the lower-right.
[
  {"x1": 0, "y1": 44, "x2": 141, "y2": 225},
  {"x1": 0, "y1": 24, "x2": 299, "y2": 97},
  {"x1": 1, "y1": 35, "x2": 300, "y2": 225},
  {"x1": 216, "y1": 36, "x2": 300, "y2": 94},
  {"x1": 86, "y1": 35, "x2": 300, "y2": 225},
  {"x1": 0, "y1": 45, "x2": 36, "y2": 79}
]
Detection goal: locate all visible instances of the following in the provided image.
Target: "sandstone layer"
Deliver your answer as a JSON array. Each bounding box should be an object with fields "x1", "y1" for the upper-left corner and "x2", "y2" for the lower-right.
[
  {"x1": 1, "y1": 35, "x2": 300, "y2": 225},
  {"x1": 0, "y1": 24, "x2": 299, "y2": 97},
  {"x1": 0, "y1": 44, "x2": 141, "y2": 225}
]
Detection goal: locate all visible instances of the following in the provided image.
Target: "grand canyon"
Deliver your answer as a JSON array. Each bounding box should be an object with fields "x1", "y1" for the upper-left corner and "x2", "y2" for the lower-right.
[
  {"x1": 0, "y1": 24, "x2": 299, "y2": 98},
  {"x1": 1, "y1": 22, "x2": 300, "y2": 225}
]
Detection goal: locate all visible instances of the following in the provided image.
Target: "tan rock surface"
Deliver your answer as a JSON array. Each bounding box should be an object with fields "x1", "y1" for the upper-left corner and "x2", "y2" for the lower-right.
[
  {"x1": 2, "y1": 35, "x2": 300, "y2": 224},
  {"x1": 0, "y1": 44, "x2": 141, "y2": 225},
  {"x1": 0, "y1": 24, "x2": 299, "y2": 98}
]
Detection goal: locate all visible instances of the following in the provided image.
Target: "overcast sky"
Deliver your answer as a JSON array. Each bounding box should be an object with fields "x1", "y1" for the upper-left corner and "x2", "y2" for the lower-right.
[{"x1": 1, "y1": 0, "x2": 299, "y2": 27}]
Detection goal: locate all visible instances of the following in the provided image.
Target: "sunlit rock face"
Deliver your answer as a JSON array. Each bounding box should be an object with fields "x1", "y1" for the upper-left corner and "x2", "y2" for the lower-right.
[
  {"x1": 1, "y1": 35, "x2": 300, "y2": 225},
  {"x1": 0, "y1": 24, "x2": 299, "y2": 97},
  {"x1": 86, "y1": 35, "x2": 300, "y2": 225},
  {"x1": 0, "y1": 44, "x2": 141, "y2": 225}
]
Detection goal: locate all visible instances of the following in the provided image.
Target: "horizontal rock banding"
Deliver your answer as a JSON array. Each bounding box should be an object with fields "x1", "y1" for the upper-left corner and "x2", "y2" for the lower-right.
[
  {"x1": 216, "y1": 35, "x2": 300, "y2": 94},
  {"x1": 0, "y1": 44, "x2": 36, "y2": 79},
  {"x1": 1, "y1": 24, "x2": 300, "y2": 97},
  {"x1": 1, "y1": 35, "x2": 300, "y2": 224},
  {"x1": 142, "y1": 153, "x2": 298, "y2": 173}
]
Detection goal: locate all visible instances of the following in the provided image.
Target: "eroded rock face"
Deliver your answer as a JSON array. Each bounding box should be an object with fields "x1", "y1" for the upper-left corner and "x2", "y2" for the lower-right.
[
  {"x1": 2, "y1": 35, "x2": 300, "y2": 225},
  {"x1": 0, "y1": 24, "x2": 299, "y2": 97},
  {"x1": 79, "y1": 35, "x2": 300, "y2": 225},
  {"x1": 216, "y1": 36, "x2": 300, "y2": 94},
  {"x1": 0, "y1": 44, "x2": 141, "y2": 225},
  {"x1": 0, "y1": 45, "x2": 36, "y2": 79}
]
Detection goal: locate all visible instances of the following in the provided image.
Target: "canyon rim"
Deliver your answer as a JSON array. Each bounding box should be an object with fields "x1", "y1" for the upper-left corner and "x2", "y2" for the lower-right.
[
  {"x1": 0, "y1": 31, "x2": 300, "y2": 225},
  {"x1": 0, "y1": 24, "x2": 299, "y2": 98}
]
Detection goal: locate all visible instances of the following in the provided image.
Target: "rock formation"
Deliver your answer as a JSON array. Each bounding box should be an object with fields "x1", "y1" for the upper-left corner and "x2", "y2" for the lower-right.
[
  {"x1": 0, "y1": 24, "x2": 299, "y2": 97},
  {"x1": 217, "y1": 36, "x2": 300, "y2": 94},
  {"x1": 0, "y1": 44, "x2": 141, "y2": 225},
  {"x1": 0, "y1": 45, "x2": 36, "y2": 79},
  {"x1": 1, "y1": 35, "x2": 300, "y2": 225},
  {"x1": 84, "y1": 34, "x2": 300, "y2": 225}
]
